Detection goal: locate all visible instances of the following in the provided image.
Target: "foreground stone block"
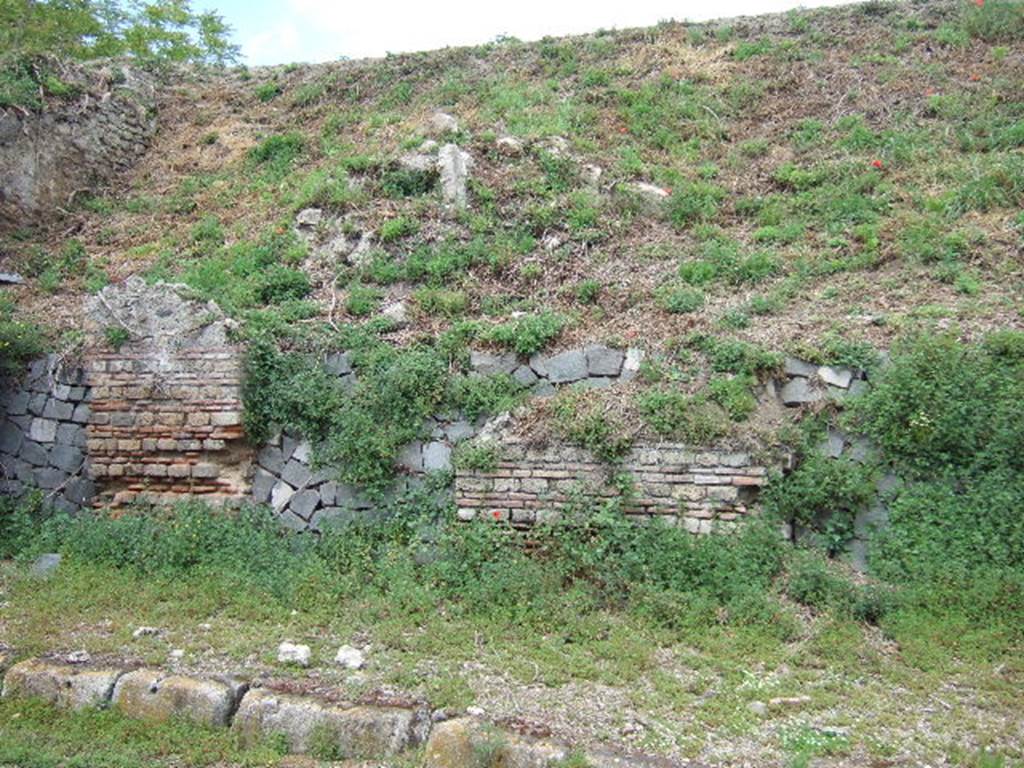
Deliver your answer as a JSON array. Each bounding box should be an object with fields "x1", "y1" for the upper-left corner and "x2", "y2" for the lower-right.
[
  {"x1": 234, "y1": 689, "x2": 426, "y2": 757},
  {"x1": 112, "y1": 669, "x2": 242, "y2": 728},
  {"x1": 424, "y1": 717, "x2": 569, "y2": 768},
  {"x1": 1, "y1": 660, "x2": 122, "y2": 710}
]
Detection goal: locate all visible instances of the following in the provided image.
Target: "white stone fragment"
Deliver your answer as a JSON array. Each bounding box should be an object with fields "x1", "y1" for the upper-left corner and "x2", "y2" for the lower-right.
[
  {"x1": 334, "y1": 645, "x2": 365, "y2": 670},
  {"x1": 277, "y1": 642, "x2": 311, "y2": 667}
]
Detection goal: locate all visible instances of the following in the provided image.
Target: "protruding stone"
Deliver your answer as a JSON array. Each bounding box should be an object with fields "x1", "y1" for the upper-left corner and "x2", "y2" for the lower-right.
[
  {"x1": 584, "y1": 344, "x2": 625, "y2": 377},
  {"x1": 428, "y1": 112, "x2": 459, "y2": 135},
  {"x1": 112, "y1": 670, "x2": 241, "y2": 728},
  {"x1": 534, "y1": 349, "x2": 587, "y2": 384},
  {"x1": 2, "y1": 660, "x2": 122, "y2": 710},
  {"x1": 29, "y1": 418, "x2": 57, "y2": 443},
  {"x1": 234, "y1": 689, "x2": 426, "y2": 756},
  {"x1": 290, "y1": 490, "x2": 320, "y2": 520},
  {"x1": 469, "y1": 351, "x2": 518, "y2": 376},
  {"x1": 252, "y1": 468, "x2": 275, "y2": 504},
  {"x1": 423, "y1": 441, "x2": 452, "y2": 472},
  {"x1": 324, "y1": 351, "x2": 352, "y2": 376},
  {"x1": 818, "y1": 365, "x2": 853, "y2": 388},
  {"x1": 271, "y1": 480, "x2": 295, "y2": 511},
  {"x1": 29, "y1": 553, "x2": 61, "y2": 579},
  {"x1": 381, "y1": 300, "x2": 410, "y2": 327},
  {"x1": 334, "y1": 645, "x2": 365, "y2": 670},
  {"x1": 620, "y1": 348, "x2": 644, "y2": 382},
  {"x1": 281, "y1": 460, "x2": 311, "y2": 488},
  {"x1": 277, "y1": 642, "x2": 311, "y2": 667},
  {"x1": 437, "y1": 144, "x2": 472, "y2": 209},
  {"x1": 784, "y1": 357, "x2": 818, "y2": 377},
  {"x1": 780, "y1": 377, "x2": 822, "y2": 406},
  {"x1": 512, "y1": 365, "x2": 538, "y2": 387}
]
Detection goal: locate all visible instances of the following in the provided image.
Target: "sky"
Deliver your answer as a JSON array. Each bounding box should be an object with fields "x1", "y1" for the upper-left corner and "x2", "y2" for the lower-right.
[{"x1": 198, "y1": 0, "x2": 862, "y2": 66}]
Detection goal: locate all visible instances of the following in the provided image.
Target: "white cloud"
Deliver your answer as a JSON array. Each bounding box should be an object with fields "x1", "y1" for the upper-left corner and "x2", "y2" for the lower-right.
[{"x1": 243, "y1": 20, "x2": 303, "y2": 64}]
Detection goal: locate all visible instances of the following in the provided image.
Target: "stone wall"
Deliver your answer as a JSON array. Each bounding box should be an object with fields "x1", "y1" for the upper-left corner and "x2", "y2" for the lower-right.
[
  {"x1": 83, "y1": 278, "x2": 249, "y2": 507},
  {"x1": 0, "y1": 62, "x2": 156, "y2": 225},
  {"x1": 252, "y1": 343, "x2": 645, "y2": 531},
  {"x1": 455, "y1": 441, "x2": 775, "y2": 533},
  {"x1": 0, "y1": 355, "x2": 94, "y2": 513}
]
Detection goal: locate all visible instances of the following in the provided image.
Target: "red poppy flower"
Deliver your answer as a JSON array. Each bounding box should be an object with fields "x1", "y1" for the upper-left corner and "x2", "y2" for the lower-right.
[
  {"x1": 871, "y1": 159, "x2": 884, "y2": 170},
  {"x1": 974, "y1": 0, "x2": 984, "y2": 7},
  {"x1": 492, "y1": 510, "x2": 502, "y2": 520}
]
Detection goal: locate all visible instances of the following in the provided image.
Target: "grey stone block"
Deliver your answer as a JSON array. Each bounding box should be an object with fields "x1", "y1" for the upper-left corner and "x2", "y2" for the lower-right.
[
  {"x1": 233, "y1": 689, "x2": 425, "y2": 757},
  {"x1": 532, "y1": 381, "x2": 557, "y2": 398},
  {"x1": 112, "y1": 669, "x2": 241, "y2": 728},
  {"x1": 281, "y1": 460, "x2": 312, "y2": 488},
  {"x1": 819, "y1": 428, "x2": 845, "y2": 459},
  {"x1": 397, "y1": 441, "x2": 423, "y2": 471},
  {"x1": 311, "y1": 506, "x2": 359, "y2": 531},
  {"x1": 34, "y1": 466, "x2": 67, "y2": 489},
  {"x1": 271, "y1": 480, "x2": 295, "y2": 510},
  {"x1": 818, "y1": 365, "x2": 853, "y2": 389},
  {"x1": 67, "y1": 387, "x2": 88, "y2": 402},
  {"x1": 53, "y1": 496, "x2": 78, "y2": 514},
  {"x1": 252, "y1": 468, "x2": 275, "y2": 504},
  {"x1": 27, "y1": 393, "x2": 47, "y2": 416},
  {"x1": 848, "y1": 437, "x2": 873, "y2": 463},
  {"x1": 423, "y1": 441, "x2": 452, "y2": 472},
  {"x1": 469, "y1": 351, "x2": 518, "y2": 376},
  {"x1": 55, "y1": 423, "x2": 83, "y2": 447},
  {"x1": 290, "y1": 490, "x2": 320, "y2": 520},
  {"x1": 620, "y1": 347, "x2": 644, "y2": 381},
  {"x1": 50, "y1": 444, "x2": 84, "y2": 472},
  {"x1": 512, "y1": 365, "x2": 538, "y2": 387},
  {"x1": 783, "y1": 357, "x2": 818, "y2": 377},
  {"x1": 779, "y1": 377, "x2": 822, "y2": 406},
  {"x1": 29, "y1": 418, "x2": 57, "y2": 443},
  {"x1": 19, "y1": 440, "x2": 48, "y2": 467},
  {"x1": 278, "y1": 509, "x2": 308, "y2": 531},
  {"x1": 324, "y1": 351, "x2": 352, "y2": 376},
  {"x1": 42, "y1": 399, "x2": 73, "y2": 421},
  {"x1": 65, "y1": 477, "x2": 95, "y2": 506},
  {"x1": 576, "y1": 376, "x2": 613, "y2": 390},
  {"x1": 0, "y1": 421, "x2": 23, "y2": 454},
  {"x1": 444, "y1": 421, "x2": 475, "y2": 443},
  {"x1": 14, "y1": 458, "x2": 34, "y2": 482},
  {"x1": 281, "y1": 434, "x2": 299, "y2": 461},
  {"x1": 291, "y1": 440, "x2": 312, "y2": 464},
  {"x1": 584, "y1": 344, "x2": 624, "y2": 376},
  {"x1": 5, "y1": 391, "x2": 29, "y2": 416},
  {"x1": 71, "y1": 404, "x2": 91, "y2": 424},
  {"x1": 30, "y1": 553, "x2": 62, "y2": 578},
  {"x1": 534, "y1": 349, "x2": 587, "y2": 384},
  {"x1": 319, "y1": 481, "x2": 337, "y2": 506},
  {"x1": 848, "y1": 380, "x2": 869, "y2": 397},
  {"x1": 257, "y1": 445, "x2": 285, "y2": 474},
  {"x1": 2, "y1": 660, "x2": 123, "y2": 711}
]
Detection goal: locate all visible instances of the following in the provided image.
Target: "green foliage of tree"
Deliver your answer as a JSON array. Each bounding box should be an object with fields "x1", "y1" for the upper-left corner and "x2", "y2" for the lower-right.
[{"x1": 1, "y1": 0, "x2": 238, "y2": 108}]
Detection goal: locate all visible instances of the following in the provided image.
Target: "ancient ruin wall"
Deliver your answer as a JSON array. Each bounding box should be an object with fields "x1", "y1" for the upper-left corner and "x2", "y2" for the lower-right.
[
  {"x1": 0, "y1": 63, "x2": 156, "y2": 224},
  {"x1": 83, "y1": 278, "x2": 250, "y2": 506},
  {"x1": 456, "y1": 442, "x2": 775, "y2": 533}
]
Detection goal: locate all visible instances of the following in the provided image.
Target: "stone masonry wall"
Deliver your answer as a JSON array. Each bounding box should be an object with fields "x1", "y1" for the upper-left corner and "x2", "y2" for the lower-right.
[
  {"x1": 252, "y1": 343, "x2": 645, "y2": 531},
  {"x1": 0, "y1": 355, "x2": 94, "y2": 513},
  {"x1": 83, "y1": 279, "x2": 249, "y2": 507},
  {"x1": 456, "y1": 441, "x2": 774, "y2": 533},
  {"x1": 0, "y1": 63, "x2": 156, "y2": 225}
]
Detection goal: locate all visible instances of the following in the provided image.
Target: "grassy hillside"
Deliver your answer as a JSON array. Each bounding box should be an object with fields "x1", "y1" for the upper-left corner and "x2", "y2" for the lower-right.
[{"x1": 4, "y1": 0, "x2": 1021, "y2": 358}]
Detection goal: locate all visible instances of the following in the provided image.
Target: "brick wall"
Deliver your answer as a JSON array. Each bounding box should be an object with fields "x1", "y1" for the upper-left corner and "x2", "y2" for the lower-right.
[
  {"x1": 85, "y1": 348, "x2": 247, "y2": 506},
  {"x1": 83, "y1": 278, "x2": 250, "y2": 508},
  {"x1": 455, "y1": 441, "x2": 779, "y2": 533}
]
